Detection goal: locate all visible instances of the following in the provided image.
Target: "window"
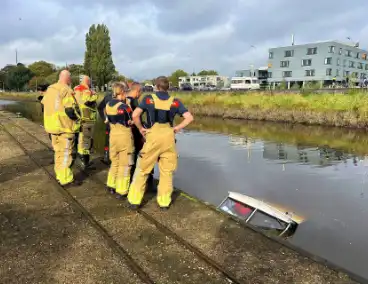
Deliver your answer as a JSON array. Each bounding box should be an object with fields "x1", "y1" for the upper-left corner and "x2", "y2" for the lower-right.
[
  {"x1": 245, "y1": 80, "x2": 251, "y2": 84},
  {"x1": 301, "y1": 59, "x2": 312, "y2": 66},
  {"x1": 346, "y1": 50, "x2": 352, "y2": 57},
  {"x1": 305, "y1": 69, "x2": 315, "y2": 76},
  {"x1": 282, "y1": 71, "x2": 292, "y2": 77},
  {"x1": 343, "y1": 59, "x2": 347, "y2": 67},
  {"x1": 284, "y1": 50, "x2": 294, "y2": 57},
  {"x1": 268, "y1": 72, "x2": 272, "y2": 78},
  {"x1": 349, "y1": 61, "x2": 355, "y2": 68},
  {"x1": 356, "y1": 52, "x2": 360, "y2": 59},
  {"x1": 248, "y1": 211, "x2": 288, "y2": 232},
  {"x1": 328, "y1": 46, "x2": 335, "y2": 53},
  {"x1": 360, "y1": 73, "x2": 366, "y2": 79},
  {"x1": 344, "y1": 70, "x2": 350, "y2": 77},
  {"x1": 366, "y1": 64, "x2": 368, "y2": 71},
  {"x1": 363, "y1": 53, "x2": 367, "y2": 60},
  {"x1": 307, "y1": 47, "x2": 317, "y2": 55},
  {"x1": 280, "y1": 61, "x2": 289, "y2": 67},
  {"x1": 269, "y1": 52, "x2": 273, "y2": 59},
  {"x1": 326, "y1": 68, "x2": 332, "y2": 76},
  {"x1": 324, "y1": 57, "x2": 332, "y2": 65},
  {"x1": 358, "y1": 62, "x2": 363, "y2": 69},
  {"x1": 336, "y1": 58, "x2": 340, "y2": 66},
  {"x1": 339, "y1": 48, "x2": 343, "y2": 55},
  {"x1": 336, "y1": 69, "x2": 340, "y2": 76},
  {"x1": 219, "y1": 198, "x2": 253, "y2": 220}
]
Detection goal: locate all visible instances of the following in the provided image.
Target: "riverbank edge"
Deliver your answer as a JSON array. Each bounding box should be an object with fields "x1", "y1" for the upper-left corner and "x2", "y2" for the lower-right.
[
  {"x1": 187, "y1": 104, "x2": 368, "y2": 128},
  {"x1": 2, "y1": 91, "x2": 368, "y2": 129},
  {"x1": 1, "y1": 108, "x2": 365, "y2": 283}
]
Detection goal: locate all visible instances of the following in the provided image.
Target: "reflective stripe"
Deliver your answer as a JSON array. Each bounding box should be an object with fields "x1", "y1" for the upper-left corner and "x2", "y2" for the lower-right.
[
  {"x1": 63, "y1": 138, "x2": 70, "y2": 167},
  {"x1": 55, "y1": 91, "x2": 60, "y2": 111}
]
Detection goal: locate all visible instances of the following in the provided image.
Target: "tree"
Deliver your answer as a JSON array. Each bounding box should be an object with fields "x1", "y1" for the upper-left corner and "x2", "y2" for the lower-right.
[
  {"x1": 28, "y1": 76, "x2": 48, "y2": 90},
  {"x1": 28, "y1": 61, "x2": 55, "y2": 78},
  {"x1": 6, "y1": 63, "x2": 34, "y2": 91},
  {"x1": 197, "y1": 70, "x2": 218, "y2": 76},
  {"x1": 169, "y1": 69, "x2": 188, "y2": 87},
  {"x1": 67, "y1": 64, "x2": 85, "y2": 76},
  {"x1": 84, "y1": 24, "x2": 116, "y2": 87},
  {"x1": 44, "y1": 71, "x2": 59, "y2": 85}
]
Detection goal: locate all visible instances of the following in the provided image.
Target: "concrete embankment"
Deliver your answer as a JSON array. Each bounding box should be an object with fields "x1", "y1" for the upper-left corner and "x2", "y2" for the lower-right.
[{"x1": 0, "y1": 110, "x2": 363, "y2": 284}]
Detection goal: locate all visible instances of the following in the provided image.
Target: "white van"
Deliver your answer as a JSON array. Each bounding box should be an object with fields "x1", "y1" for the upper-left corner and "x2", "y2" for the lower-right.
[{"x1": 230, "y1": 77, "x2": 260, "y2": 91}]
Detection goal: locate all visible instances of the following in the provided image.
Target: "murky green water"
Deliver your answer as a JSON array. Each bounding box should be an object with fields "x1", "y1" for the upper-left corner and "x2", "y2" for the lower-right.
[{"x1": 3, "y1": 99, "x2": 368, "y2": 280}]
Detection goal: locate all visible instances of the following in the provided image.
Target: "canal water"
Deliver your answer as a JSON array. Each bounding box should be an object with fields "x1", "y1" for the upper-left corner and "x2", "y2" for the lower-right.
[{"x1": 2, "y1": 99, "x2": 368, "y2": 280}]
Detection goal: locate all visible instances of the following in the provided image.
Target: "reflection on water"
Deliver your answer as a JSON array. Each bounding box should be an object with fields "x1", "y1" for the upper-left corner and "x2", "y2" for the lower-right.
[
  {"x1": 0, "y1": 100, "x2": 15, "y2": 108},
  {"x1": 4, "y1": 100, "x2": 368, "y2": 280}
]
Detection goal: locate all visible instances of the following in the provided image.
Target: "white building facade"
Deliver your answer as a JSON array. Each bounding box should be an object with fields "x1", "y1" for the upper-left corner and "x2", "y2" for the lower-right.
[{"x1": 179, "y1": 75, "x2": 230, "y2": 88}]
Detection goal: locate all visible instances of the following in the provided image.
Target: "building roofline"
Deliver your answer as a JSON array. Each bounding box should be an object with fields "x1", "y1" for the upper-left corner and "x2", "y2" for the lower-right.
[{"x1": 269, "y1": 40, "x2": 367, "y2": 51}]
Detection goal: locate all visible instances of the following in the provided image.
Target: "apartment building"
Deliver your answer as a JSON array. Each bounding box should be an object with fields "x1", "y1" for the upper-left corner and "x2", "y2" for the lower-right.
[
  {"x1": 179, "y1": 75, "x2": 230, "y2": 88},
  {"x1": 267, "y1": 41, "x2": 368, "y2": 88},
  {"x1": 235, "y1": 67, "x2": 269, "y2": 84}
]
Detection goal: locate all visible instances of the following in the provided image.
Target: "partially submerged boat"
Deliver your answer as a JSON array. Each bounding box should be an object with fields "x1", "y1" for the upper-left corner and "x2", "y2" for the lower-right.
[{"x1": 218, "y1": 192, "x2": 305, "y2": 238}]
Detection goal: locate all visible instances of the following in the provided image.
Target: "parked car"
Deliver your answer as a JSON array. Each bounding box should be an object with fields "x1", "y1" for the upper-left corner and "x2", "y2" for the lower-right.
[
  {"x1": 218, "y1": 191, "x2": 304, "y2": 238},
  {"x1": 143, "y1": 85, "x2": 154, "y2": 92},
  {"x1": 181, "y1": 83, "x2": 193, "y2": 91}
]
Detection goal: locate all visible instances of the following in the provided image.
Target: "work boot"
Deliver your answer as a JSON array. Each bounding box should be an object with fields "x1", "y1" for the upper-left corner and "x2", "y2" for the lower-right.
[
  {"x1": 106, "y1": 186, "x2": 115, "y2": 194},
  {"x1": 128, "y1": 203, "x2": 140, "y2": 210},
  {"x1": 60, "y1": 179, "x2": 82, "y2": 188},
  {"x1": 116, "y1": 193, "x2": 127, "y2": 200},
  {"x1": 81, "y1": 155, "x2": 96, "y2": 170}
]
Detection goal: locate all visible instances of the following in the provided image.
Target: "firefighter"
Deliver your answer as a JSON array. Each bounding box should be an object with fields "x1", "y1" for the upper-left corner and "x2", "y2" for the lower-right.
[
  {"x1": 127, "y1": 76, "x2": 194, "y2": 210},
  {"x1": 126, "y1": 82, "x2": 155, "y2": 191},
  {"x1": 73, "y1": 75, "x2": 98, "y2": 168},
  {"x1": 105, "y1": 82, "x2": 134, "y2": 197},
  {"x1": 41, "y1": 70, "x2": 81, "y2": 187}
]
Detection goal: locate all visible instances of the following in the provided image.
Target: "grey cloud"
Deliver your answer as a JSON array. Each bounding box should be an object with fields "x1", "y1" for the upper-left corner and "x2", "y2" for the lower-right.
[
  {"x1": 1, "y1": 0, "x2": 368, "y2": 79},
  {"x1": 152, "y1": 0, "x2": 237, "y2": 34}
]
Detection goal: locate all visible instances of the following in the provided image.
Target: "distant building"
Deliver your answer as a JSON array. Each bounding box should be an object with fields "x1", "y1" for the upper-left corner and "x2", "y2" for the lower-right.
[
  {"x1": 235, "y1": 67, "x2": 269, "y2": 86},
  {"x1": 179, "y1": 75, "x2": 230, "y2": 89},
  {"x1": 267, "y1": 40, "x2": 368, "y2": 88}
]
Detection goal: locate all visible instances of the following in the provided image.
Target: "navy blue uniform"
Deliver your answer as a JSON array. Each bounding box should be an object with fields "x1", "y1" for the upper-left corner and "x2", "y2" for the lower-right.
[{"x1": 138, "y1": 91, "x2": 188, "y2": 128}]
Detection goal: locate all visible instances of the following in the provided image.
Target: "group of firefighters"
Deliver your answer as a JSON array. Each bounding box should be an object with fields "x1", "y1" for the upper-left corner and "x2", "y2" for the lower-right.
[{"x1": 39, "y1": 70, "x2": 194, "y2": 210}]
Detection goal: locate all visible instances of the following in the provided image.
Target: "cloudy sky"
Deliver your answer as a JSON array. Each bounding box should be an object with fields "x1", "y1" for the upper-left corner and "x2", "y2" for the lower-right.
[{"x1": 1, "y1": 0, "x2": 368, "y2": 80}]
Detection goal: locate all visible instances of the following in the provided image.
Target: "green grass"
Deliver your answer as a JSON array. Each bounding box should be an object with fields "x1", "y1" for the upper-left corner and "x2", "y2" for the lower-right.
[{"x1": 173, "y1": 92, "x2": 368, "y2": 114}]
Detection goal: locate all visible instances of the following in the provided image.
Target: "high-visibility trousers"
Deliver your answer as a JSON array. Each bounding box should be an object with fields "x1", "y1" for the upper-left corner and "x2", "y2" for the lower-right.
[
  {"x1": 77, "y1": 122, "x2": 94, "y2": 155},
  {"x1": 106, "y1": 129, "x2": 134, "y2": 196},
  {"x1": 128, "y1": 123, "x2": 177, "y2": 207},
  {"x1": 51, "y1": 133, "x2": 75, "y2": 185}
]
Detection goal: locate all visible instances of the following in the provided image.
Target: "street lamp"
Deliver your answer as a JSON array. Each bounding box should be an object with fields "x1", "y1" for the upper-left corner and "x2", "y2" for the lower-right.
[{"x1": 250, "y1": 45, "x2": 256, "y2": 78}]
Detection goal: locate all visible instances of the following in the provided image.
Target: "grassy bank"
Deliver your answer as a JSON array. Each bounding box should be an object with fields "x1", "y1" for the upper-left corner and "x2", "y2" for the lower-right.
[
  {"x1": 2, "y1": 91, "x2": 368, "y2": 128},
  {"x1": 175, "y1": 92, "x2": 368, "y2": 128}
]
